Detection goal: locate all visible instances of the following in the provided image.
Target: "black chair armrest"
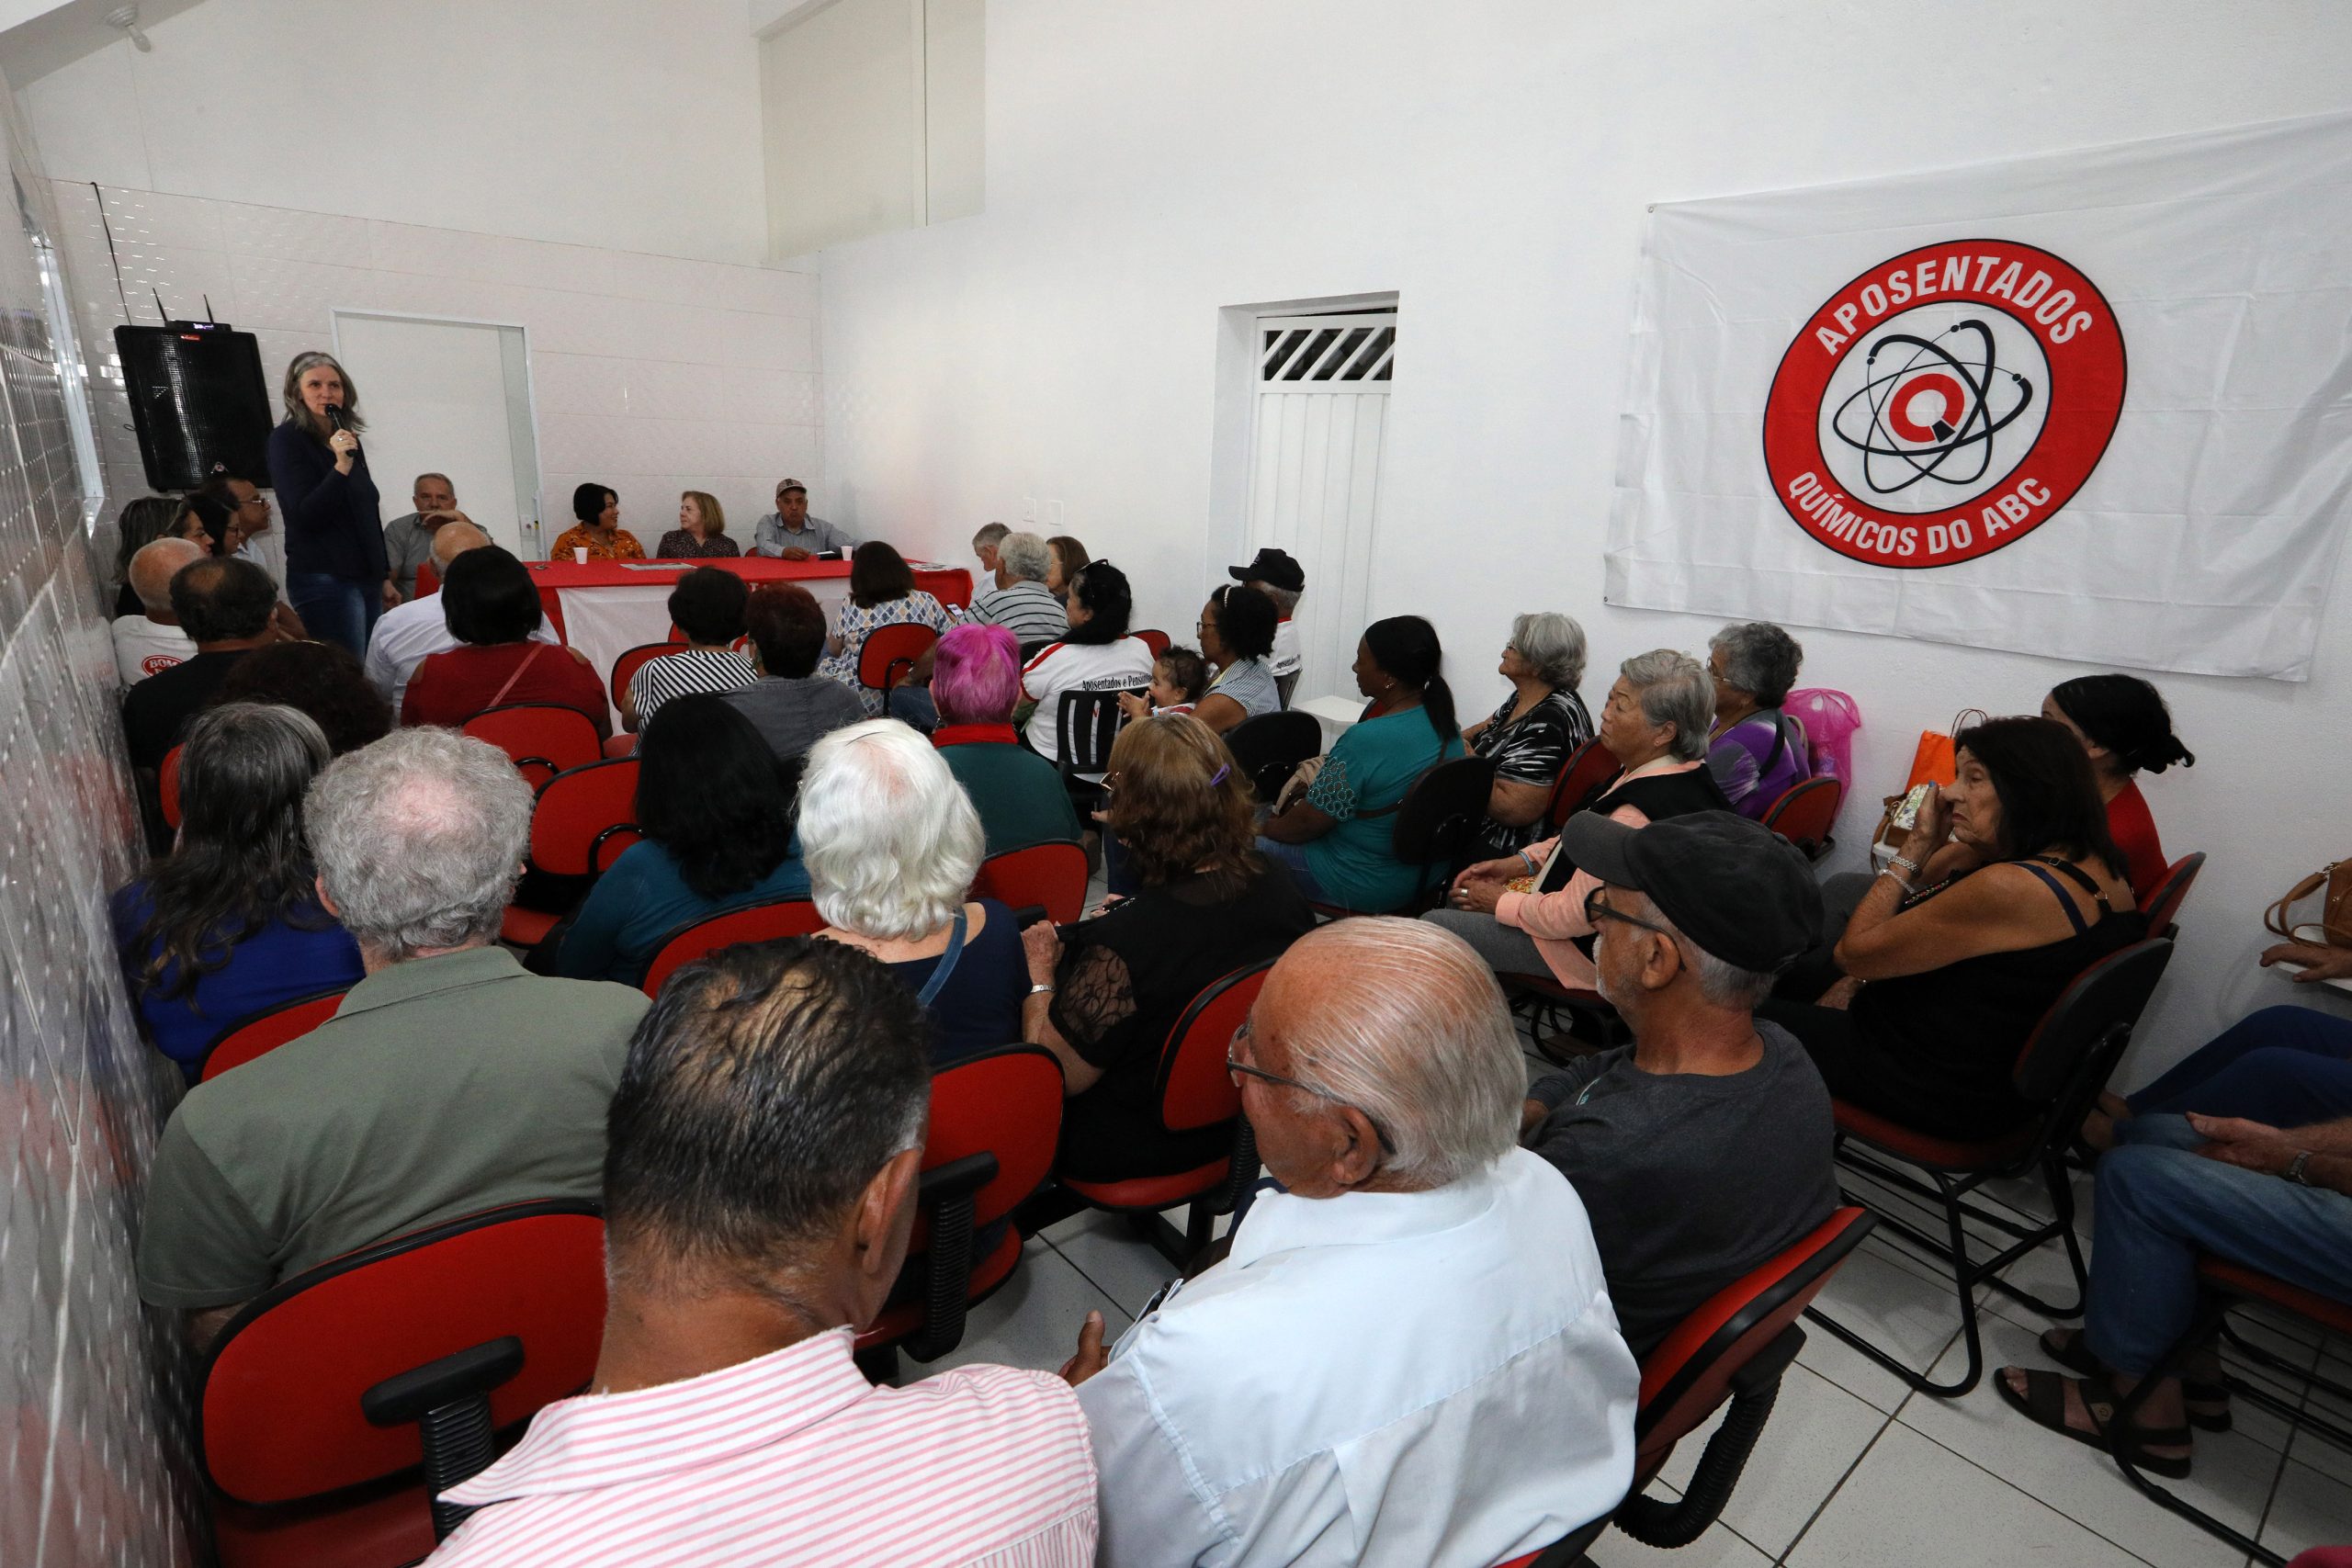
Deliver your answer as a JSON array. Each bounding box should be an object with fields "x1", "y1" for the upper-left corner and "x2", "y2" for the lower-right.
[
  {"x1": 1614, "y1": 1325, "x2": 1804, "y2": 1551},
  {"x1": 362, "y1": 1336, "x2": 526, "y2": 1542},
  {"x1": 906, "y1": 1152, "x2": 1000, "y2": 1364}
]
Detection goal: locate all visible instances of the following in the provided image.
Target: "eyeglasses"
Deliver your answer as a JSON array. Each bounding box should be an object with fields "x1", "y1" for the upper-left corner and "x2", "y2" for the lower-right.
[
  {"x1": 1583, "y1": 886, "x2": 1678, "y2": 942},
  {"x1": 1227, "y1": 1025, "x2": 1396, "y2": 1155}
]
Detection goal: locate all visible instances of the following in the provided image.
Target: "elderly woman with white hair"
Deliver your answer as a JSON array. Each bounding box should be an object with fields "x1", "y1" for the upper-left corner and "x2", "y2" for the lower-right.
[
  {"x1": 1704, "y1": 621, "x2": 1812, "y2": 819},
  {"x1": 801, "y1": 718, "x2": 1029, "y2": 1065},
  {"x1": 1463, "y1": 611, "x2": 1594, "y2": 858},
  {"x1": 1429, "y1": 649, "x2": 1731, "y2": 1002}
]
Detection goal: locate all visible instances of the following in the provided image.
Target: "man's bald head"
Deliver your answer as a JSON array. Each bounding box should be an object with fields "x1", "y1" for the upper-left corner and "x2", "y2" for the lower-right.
[
  {"x1": 428, "y1": 522, "x2": 492, "y2": 570},
  {"x1": 129, "y1": 536, "x2": 205, "y2": 614}
]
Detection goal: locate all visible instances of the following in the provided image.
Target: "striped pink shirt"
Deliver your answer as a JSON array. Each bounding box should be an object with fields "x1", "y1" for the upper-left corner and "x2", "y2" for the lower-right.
[{"x1": 430, "y1": 1327, "x2": 1098, "y2": 1567}]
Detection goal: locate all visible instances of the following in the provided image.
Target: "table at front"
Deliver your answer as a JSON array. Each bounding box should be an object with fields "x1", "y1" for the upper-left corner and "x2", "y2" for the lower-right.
[{"x1": 524, "y1": 557, "x2": 974, "y2": 727}]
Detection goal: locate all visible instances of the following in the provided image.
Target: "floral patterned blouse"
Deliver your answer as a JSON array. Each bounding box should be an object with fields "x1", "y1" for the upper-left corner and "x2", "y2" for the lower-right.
[
  {"x1": 820, "y1": 590, "x2": 956, "y2": 716},
  {"x1": 548, "y1": 525, "x2": 647, "y2": 562},
  {"x1": 655, "y1": 529, "x2": 741, "y2": 559}
]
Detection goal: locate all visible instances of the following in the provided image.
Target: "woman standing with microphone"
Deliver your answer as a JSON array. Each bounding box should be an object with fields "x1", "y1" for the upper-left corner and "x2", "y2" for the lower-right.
[{"x1": 266, "y1": 351, "x2": 390, "y2": 655}]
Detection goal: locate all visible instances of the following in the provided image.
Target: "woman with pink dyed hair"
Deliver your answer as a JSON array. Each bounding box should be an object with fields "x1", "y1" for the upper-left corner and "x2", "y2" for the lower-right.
[{"x1": 927, "y1": 622, "x2": 1080, "y2": 853}]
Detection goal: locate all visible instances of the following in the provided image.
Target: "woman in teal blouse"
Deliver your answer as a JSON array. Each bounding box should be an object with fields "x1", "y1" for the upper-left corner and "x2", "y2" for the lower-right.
[
  {"x1": 554, "y1": 694, "x2": 809, "y2": 987},
  {"x1": 1258, "y1": 615, "x2": 1464, "y2": 911}
]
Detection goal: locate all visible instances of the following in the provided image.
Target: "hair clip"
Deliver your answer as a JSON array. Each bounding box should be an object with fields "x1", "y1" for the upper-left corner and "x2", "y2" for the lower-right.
[{"x1": 1209, "y1": 763, "x2": 1230, "y2": 787}]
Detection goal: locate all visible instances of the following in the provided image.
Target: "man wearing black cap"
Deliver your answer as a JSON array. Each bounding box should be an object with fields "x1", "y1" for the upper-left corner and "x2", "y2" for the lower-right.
[
  {"x1": 1228, "y1": 547, "x2": 1306, "y2": 705},
  {"x1": 1520, "y1": 809, "x2": 1838, "y2": 1358}
]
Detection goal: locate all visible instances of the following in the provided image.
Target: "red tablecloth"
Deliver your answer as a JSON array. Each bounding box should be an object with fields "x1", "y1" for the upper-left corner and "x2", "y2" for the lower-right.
[{"x1": 519, "y1": 558, "x2": 973, "y2": 642}]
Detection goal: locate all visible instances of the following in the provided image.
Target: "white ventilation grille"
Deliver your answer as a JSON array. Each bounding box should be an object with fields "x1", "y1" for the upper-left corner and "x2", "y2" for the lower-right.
[{"x1": 1259, "y1": 312, "x2": 1395, "y2": 383}]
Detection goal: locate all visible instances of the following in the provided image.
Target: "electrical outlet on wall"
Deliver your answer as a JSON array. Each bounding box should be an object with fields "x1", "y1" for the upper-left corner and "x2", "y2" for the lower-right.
[{"x1": 1047, "y1": 500, "x2": 1065, "y2": 529}]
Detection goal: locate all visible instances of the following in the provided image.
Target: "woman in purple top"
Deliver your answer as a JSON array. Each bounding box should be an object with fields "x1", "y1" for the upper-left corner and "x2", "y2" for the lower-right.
[
  {"x1": 111, "y1": 703, "x2": 363, "y2": 1080},
  {"x1": 1704, "y1": 622, "x2": 1811, "y2": 820}
]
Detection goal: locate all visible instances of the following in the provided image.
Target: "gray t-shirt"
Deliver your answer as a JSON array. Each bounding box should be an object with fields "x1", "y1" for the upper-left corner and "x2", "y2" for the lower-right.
[
  {"x1": 1206, "y1": 657, "x2": 1282, "y2": 720},
  {"x1": 383, "y1": 512, "x2": 435, "y2": 593},
  {"x1": 722, "y1": 673, "x2": 867, "y2": 765},
  {"x1": 1525, "y1": 1021, "x2": 1838, "y2": 1356}
]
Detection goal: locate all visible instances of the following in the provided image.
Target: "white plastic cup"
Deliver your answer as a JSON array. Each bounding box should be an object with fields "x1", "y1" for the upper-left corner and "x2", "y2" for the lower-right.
[{"x1": 572, "y1": 547, "x2": 589, "y2": 564}]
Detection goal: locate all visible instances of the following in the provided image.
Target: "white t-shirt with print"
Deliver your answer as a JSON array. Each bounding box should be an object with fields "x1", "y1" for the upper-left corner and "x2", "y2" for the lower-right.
[
  {"x1": 1022, "y1": 637, "x2": 1154, "y2": 776},
  {"x1": 112, "y1": 616, "x2": 195, "y2": 685}
]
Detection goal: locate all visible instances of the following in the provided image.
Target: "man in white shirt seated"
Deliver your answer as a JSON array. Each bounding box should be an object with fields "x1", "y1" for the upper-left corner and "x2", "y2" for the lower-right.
[
  {"x1": 1230, "y1": 547, "x2": 1306, "y2": 705},
  {"x1": 112, "y1": 536, "x2": 203, "y2": 684},
  {"x1": 1063, "y1": 916, "x2": 1637, "y2": 1567},
  {"x1": 434, "y1": 937, "x2": 1099, "y2": 1566},
  {"x1": 362, "y1": 523, "x2": 559, "y2": 710}
]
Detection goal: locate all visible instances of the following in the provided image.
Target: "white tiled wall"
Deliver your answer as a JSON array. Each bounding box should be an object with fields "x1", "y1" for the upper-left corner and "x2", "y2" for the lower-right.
[{"x1": 48, "y1": 181, "x2": 822, "y2": 563}]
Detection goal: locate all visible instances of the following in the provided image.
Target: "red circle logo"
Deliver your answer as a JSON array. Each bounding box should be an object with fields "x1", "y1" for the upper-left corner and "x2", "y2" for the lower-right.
[{"x1": 1762, "y1": 239, "x2": 2126, "y2": 569}]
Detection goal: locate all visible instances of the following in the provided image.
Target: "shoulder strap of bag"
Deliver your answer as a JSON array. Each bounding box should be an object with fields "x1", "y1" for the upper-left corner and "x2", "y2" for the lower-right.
[
  {"x1": 485, "y1": 642, "x2": 548, "y2": 711},
  {"x1": 2267, "y1": 867, "x2": 2334, "y2": 941},
  {"x1": 915, "y1": 905, "x2": 970, "y2": 1007}
]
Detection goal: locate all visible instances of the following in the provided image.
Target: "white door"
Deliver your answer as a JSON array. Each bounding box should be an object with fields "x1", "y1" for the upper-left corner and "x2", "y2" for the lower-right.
[
  {"x1": 331, "y1": 312, "x2": 542, "y2": 558},
  {"x1": 1242, "y1": 311, "x2": 1394, "y2": 704}
]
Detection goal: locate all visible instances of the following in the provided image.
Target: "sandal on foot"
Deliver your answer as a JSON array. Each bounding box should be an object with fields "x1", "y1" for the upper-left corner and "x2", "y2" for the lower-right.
[
  {"x1": 1996, "y1": 1367, "x2": 2194, "y2": 1479},
  {"x1": 2039, "y1": 1328, "x2": 2232, "y2": 1432}
]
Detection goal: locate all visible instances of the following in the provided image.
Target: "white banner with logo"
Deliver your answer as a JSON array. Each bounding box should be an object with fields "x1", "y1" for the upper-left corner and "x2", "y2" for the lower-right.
[{"x1": 1605, "y1": 110, "x2": 2352, "y2": 681}]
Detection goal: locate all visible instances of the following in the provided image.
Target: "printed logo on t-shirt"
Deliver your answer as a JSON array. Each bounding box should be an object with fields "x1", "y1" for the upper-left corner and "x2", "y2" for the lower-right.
[{"x1": 140, "y1": 653, "x2": 186, "y2": 676}]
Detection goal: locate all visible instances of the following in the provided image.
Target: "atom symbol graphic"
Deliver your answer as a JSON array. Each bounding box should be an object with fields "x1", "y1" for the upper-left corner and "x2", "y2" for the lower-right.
[{"x1": 1828, "y1": 320, "x2": 2037, "y2": 496}]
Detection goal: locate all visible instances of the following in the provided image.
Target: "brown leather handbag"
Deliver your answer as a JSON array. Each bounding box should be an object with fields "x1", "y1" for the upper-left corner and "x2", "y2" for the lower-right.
[{"x1": 2266, "y1": 861, "x2": 2352, "y2": 950}]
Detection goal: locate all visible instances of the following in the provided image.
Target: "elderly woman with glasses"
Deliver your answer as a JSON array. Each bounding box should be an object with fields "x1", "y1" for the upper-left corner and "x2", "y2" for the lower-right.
[
  {"x1": 1704, "y1": 621, "x2": 1811, "y2": 819},
  {"x1": 1463, "y1": 611, "x2": 1594, "y2": 858},
  {"x1": 1022, "y1": 712, "x2": 1315, "y2": 1182}
]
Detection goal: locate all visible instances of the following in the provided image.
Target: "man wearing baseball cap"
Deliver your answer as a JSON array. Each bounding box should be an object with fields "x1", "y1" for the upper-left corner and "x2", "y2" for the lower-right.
[
  {"x1": 752, "y1": 479, "x2": 856, "y2": 560},
  {"x1": 1521, "y1": 809, "x2": 1839, "y2": 1357},
  {"x1": 1228, "y1": 547, "x2": 1306, "y2": 704}
]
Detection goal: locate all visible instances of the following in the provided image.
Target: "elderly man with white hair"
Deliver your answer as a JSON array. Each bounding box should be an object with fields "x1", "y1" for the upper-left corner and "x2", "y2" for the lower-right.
[
  {"x1": 111, "y1": 535, "x2": 205, "y2": 683},
  {"x1": 136, "y1": 728, "x2": 649, "y2": 1348},
  {"x1": 1062, "y1": 917, "x2": 1637, "y2": 1568},
  {"x1": 362, "y1": 520, "x2": 560, "y2": 709}
]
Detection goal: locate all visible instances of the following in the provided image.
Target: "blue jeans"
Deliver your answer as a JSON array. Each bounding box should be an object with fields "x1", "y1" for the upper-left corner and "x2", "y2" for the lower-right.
[
  {"x1": 2085, "y1": 1113, "x2": 2352, "y2": 1375},
  {"x1": 2123, "y1": 1006, "x2": 2352, "y2": 1128},
  {"x1": 885, "y1": 686, "x2": 937, "y2": 733},
  {"x1": 287, "y1": 570, "x2": 382, "y2": 657},
  {"x1": 1254, "y1": 836, "x2": 1330, "y2": 902}
]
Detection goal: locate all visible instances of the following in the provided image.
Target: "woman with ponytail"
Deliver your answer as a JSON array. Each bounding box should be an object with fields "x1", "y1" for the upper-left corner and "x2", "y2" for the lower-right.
[
  {"x1": 1258, "y1": 615, "x2": 1464, "y2": 910},
  {"x1": 2042, "y1": 674, "x2": 2194, "y2": 906}
]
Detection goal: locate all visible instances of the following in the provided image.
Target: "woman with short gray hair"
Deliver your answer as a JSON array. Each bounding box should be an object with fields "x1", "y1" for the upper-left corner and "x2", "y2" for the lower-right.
[
  {"x1": 1462, "y1": 612, "x2": 1594, "y2": 858},
  {"x1": 800, "y1": 719, "x2": 1029, "y2": 1065},
  {"x1": 1704, "y1": 622, "x2": 1812, "y2": 819}
]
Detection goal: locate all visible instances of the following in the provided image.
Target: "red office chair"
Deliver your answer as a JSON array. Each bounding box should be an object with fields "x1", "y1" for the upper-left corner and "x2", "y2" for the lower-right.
[
  {"x1": 858, "y1": 624, "x2": 937, "y2": 699},
  {"x1": 1497, "y1": 1207, "x2": 1877, "y2": 1567},
  {"x1": 2142, "y1": 851, "x2": 2206, "y2": 938},
  {"x1": 973, "y1": 840, "x2": 1089, "y2": 925},
  {"x1": 198, "y1": 988, "x2": 352, "y2": 1083},
  {"x1": 1760, "y1": 775, "x2": 1843, "y2": 862},
  {"x1": 1057, "y1": 959, "x2": 1272, "y2": 1264},
  {"x1": 499, "y1": 758, "x2": 643, "y2": 947},
  {"x1": 1807, "y1": 939, "x2": 2176, "y2": 1397},
  {"x1": 414, "y1": 562, "x2": 438, "y2": 597},
  {"x1": 160, "y1": 743, "x2": 185, "y2": 829},
  {"x1": 639, "y1": 897, "x2": 826, "y2": 997},
  {"x1": 609, "y1": 641, "x2": 689, "y2": 711},
  {"x1": 1306, "y1": 755, "x2": 1495, "y2": 919},
  {"x1": 1134, "y1": 627, "x2": 1171, "y2": 660},
  {"x1": 462, "y1": 705, "x2": 602, "y2": 790},
  {"x1": 1501, "y1": 969, "x2": 1627, "y2": 1064},
  {"x1": 198, "y1": 1201, "x2": 605, "y2": 1568},
  {"x1": 857, "y1": 1045, "x2": 1065, "y2": 1364},
  {"x1": 1545, "y1": 739, "x2": 1621, "y2": 830}
]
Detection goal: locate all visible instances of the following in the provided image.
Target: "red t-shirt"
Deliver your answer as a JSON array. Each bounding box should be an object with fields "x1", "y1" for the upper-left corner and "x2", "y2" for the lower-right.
[
  {"x1": 402, "y1": 642, "x2": 611, "y2": 737},
  {"x1": 2105, "y1": 777, "x2": 2167, "y2": 908}
]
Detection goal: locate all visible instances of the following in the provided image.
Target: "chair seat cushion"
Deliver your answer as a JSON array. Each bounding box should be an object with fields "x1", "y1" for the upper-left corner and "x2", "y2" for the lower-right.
[
  {"x1": 1832, "y1": 1099, "x2": 2038, "y2": 1171},
  {"x1": 2199, "y1": 1257, "x2": 2352, "y2": 1337},
  {"x1": 1062, "y1": 1157, "x2": 1231, "y2": 1212}
]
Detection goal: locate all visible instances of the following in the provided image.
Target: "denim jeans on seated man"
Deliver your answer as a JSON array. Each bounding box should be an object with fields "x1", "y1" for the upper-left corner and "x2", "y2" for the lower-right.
[
  {"x1": 2086, "y1": 1112, "x2": 2352, "y2": 1377},
  {"x1": 2122, "y1": 1006, "x2": 2352, "y2": 1128},
  {"x1": 884, "y1": 683, "x2": 937, "y2": 733}
]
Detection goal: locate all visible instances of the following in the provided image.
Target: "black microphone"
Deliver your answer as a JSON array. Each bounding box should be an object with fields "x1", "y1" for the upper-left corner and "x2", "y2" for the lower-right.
[{"x1": 325, "y1": 402, "x2": 357, "y2": 461}]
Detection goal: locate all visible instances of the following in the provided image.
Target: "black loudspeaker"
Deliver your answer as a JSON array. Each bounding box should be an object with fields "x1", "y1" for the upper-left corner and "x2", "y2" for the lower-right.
[{"x1": 114, "y1": 321, "x2": 274, "y2": 491}]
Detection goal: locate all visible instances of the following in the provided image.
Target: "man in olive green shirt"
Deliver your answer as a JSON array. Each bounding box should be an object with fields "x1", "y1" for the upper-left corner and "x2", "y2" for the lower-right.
[{"x1": 137, "y1": 728, "x2": 649, "y2": 1346}]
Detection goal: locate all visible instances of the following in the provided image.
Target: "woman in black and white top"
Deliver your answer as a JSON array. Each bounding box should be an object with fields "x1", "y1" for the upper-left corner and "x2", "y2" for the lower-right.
[
  {"x1": 1021, "y1": 559, "x2": 1153, "y2": 768},
  {"x1": 1463, "y1": 611, "x2": 1594, "y2": 858},
  {"x1": 621, "y1": 566, "x2": 758, "y2": 732}
]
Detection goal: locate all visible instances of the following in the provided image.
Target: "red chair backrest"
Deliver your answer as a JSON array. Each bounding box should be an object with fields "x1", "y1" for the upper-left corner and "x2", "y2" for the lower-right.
[
  {"x1": 1157, "y1": 959, "x2": 1274, "y2": 1133},
  {"x1": 2143, "y1": 852, "x2": 2205, "y2": 935},
  {"x1": 1633, "y1": 1206, "x2": 1874, "y2": 1483},
  {"x1": 1761, "y1": 775, "x2": 1843, "y2": 858},
  {"x1": 858, "y1": 623, "x2": 938, "y2": 693},
  {"x1": 1135, "y1": 627, "x2": 1171, "y2": 660},
  {"x1": 923, "y1": 1046, "x2": 1065, "y2": 1234},
  {"x1": 610, "y1": 641, "x2": 690, "y2": 709},
  {"x1": 640, "y1": 897, "x2": 825, "y2": 997},
  {"x1": 2009, "y1": 937, "x2": 2174, "y2": 1102},
  {"x1": 415, "y1": 561, "x2": 439, "y2": 597},
  {"x1": 973, "y1": 840, "x2": 1089, "y2": 925},
  {"x1": 198, "y1": 1201, "x2": 605, "y2": 1506},
  {"x1": 160, "y1": 743, "x2": 185, "y2": 829},
  {"x1": 1547, "y1": 739, "x2": 1620, "y2": 829},
  {"x1": 198, "y1": 988, "x2": 351, "y2": 1083},
  {"x1": 464, "y1": 704, "x2": 604, "y2": 790},
  {"x1": 530, "y1": 758, "x2": 643, "y2": 876}
]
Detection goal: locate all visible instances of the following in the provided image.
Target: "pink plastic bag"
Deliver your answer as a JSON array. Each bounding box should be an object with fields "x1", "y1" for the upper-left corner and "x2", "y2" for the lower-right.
[{"x1": 1784, "y1": 688, "x2": 1861, "y2": 784}]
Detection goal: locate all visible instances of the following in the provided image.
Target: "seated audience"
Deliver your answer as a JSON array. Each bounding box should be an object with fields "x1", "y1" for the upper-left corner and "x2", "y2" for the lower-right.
[
  {"x1": 1464, "y1": 610, "x2": 1595, "y2": 859},
  {"x1": 401, "y1": 545, "x2": 610, "y2": 737},
  {"x1": 1704, "y1": 621, "x2": 1811, "y2": 819},
  {"x1": 362, "y1": 523, "x2": 559, "y2": 710},
  {"x1": 1121, "y1": 643, "x2": 1206, "y2": 719},
  {"x1": 1023, "y1": 714, "x2": 1314, "y2": 1180},
  {"x1": 654, "y1": 489, "x2": 740, "y2": 558},
  {"x1": 1758, "y1": 716, "x2": 2144, "y2": 1141},
  {"x1": 1430, "y1": 649, "x2": 1729, "y2": 991},
  {"x1": 434, "y1": 939, "x2": 1099, "y2": 1565},
  {"x1": 548, "y1": 481, "x2": 645, "y2": 561},
  {"x1": 1022, "y1": 559, "x2": 1154, "y2": 772},
  {"x1": 1188, "y1": 582, "x2": 1283, "y2": 734},
  {"x1": 927, "y1": 623, "x2": 1082, "y2": 853},
  {"x1": 621, "y1": 565, "x2": 756, "y2": 730},
  {"x1": 208, "y1": 640, "x2": 392, "y2": 755},
  {"x1": 2042, "y1": 672, "x2": 2194, "y2": 905},
  {"x1": 1045, "y1": 533, "x2": 1089, "y2": 594},
  {"x1": 379, "y1": 471, "x2": 469, "y2": 603},
  {"x1": 121, "y1": 556, "x2": 279, "y2": 772},
  {"x1": 803, "y1": 719, "x2": 1027, "y2": 1065},
  {"x1": 723, "y1": 581, "x2": 867, "y2": 764},
  {"x1": 1230, "y1": 547, "x2": 1306, "y2": 705},
  {"x1": 819, "y1": 540, "x2": 955, "y2": 716},
  {"x1": 1257, "y1": 615, "x2": 1464, "y2": 911},
  {"x1": 969, "y1": 529, "x2": 1069, "y2": 645},
  {"x1": 2087, "y1": 1005, "x2": 2352, "y2": 1152},
  {"x1": 111, "y1": 494, "x2": 204, "y2": 616},
  {"x1": 112, "y1": 536, "x2": 203, "y2": 684},
  {"x1": 1996, "y1": 1108, "x2": 2352, "y2": 1478},
  {"x1": 553, "y1": 695, "x2": 809, "y2": 988},
  {"x1": 110, "y1": 704, "x2": 363, "y2": 1081},
  {"x1": 1067, "y1": 917, "x2": 1635, "y2": 1566},
  {"x1": 135, "y1": 729, "x2": 649, "y2": 1345},
  {"x1": 972, "y1": 519, "x2": 1009, "y2": 575},
  {"x1": 1521, "y1": 811, "x2": 1837, "y2": 1355},
  {"x1": 752, "y1": 477, "x2": 854, "y2": 559},
  {"x1": 187, "y1": 474, "x2": 308, "y2": 640}
]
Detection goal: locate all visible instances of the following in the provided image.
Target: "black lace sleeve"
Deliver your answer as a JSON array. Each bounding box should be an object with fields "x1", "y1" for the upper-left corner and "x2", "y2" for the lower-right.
[{"x1": 1047, "y1": 942, "x2": 1138, "y2": 1067}]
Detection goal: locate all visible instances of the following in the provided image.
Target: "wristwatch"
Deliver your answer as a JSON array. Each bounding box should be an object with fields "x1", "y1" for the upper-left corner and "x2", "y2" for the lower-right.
[{"x1": 2286, "y1": 1150, "x2": 2314, "y2": 1186}]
